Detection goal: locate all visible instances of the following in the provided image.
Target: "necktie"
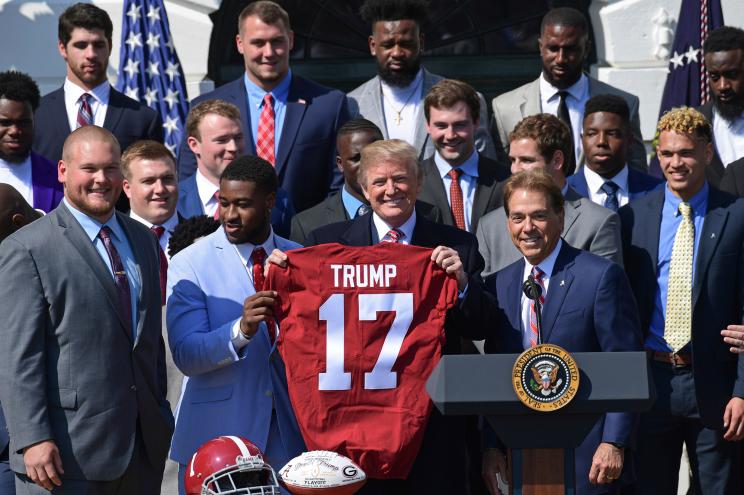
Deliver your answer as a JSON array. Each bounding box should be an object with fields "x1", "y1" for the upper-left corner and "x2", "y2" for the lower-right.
[
  {"x1": 355, "y1": 204, "x2": 371, "y2": 218},
  {"x1": 150, "y1": 226, "x2": 168, "y2": 305},
  {"x1": 98, "y1": 226, "x2": 133, "y2": 337},
  {"x1": 448, "y1": 168, "x2": 466, "y2": 230},
  {"x1": 381, "y1": 228, "x2": 403, "y2": 243},
  {"x1": 257, "y1": 94, "x2": 276, "y2": 166},
  {"x1": 213, "y1": 191, "x2": 220, "y2": 220},
  {"x1": 251, "y1": 247, "x2": 274, "y2": 342},
  {"x1": 556, "y1": 90, "x2": 576, "y2": 176},
  {"x1": 600, "y1": 180, "x2": 620, "y2": 212},
  {"x1": 664, "y1": 202, "x2": 694, "y2": 352},
  {"x1": 77, "y1": 93, "x2": 93, "y2": 128},
  {"x1": 529, "y1": 266, "x2": 546, "y2": 348}
]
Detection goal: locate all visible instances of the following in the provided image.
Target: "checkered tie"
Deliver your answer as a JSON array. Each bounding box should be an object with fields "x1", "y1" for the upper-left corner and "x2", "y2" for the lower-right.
[
  {"x1": 257, "y1": 94, "x2": 275, "y2": 165},
  {"x1": 448, "y1": 168, "x2": 466, "y2": 230},
  {"x1": 600, "y1": 180, "x2": 620, "y2": 212},
  {"x1": 529, "y1": 266, "x2": 546, "y2": 347},
  {"x1": 77, "y1": 93, "x2": 93, "y2": 128},
  {"x1": 381, "y1": 228, "x2": 403, "y2": 243},
  {"x1": 664, "y1": 202, "x2": 694, "y2": 352}
]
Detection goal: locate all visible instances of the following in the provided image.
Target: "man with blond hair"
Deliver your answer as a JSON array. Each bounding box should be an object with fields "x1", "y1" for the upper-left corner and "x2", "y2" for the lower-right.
[{"x1": 620, "y1": 107, "x2": 744, "y2": 494}]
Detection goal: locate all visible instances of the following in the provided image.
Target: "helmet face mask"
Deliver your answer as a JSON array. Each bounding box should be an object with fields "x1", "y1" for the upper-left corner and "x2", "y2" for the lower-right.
[{"x1": 185, "y1": 436, "x2": 281, "y2": 495}]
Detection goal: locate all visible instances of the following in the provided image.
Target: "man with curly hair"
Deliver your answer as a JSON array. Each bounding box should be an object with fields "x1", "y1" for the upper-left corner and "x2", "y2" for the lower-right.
[
  {"x1": 620, "y1": 107, "x2": 744, "y2": 494},
  {"x1": 0, "y1": 70, "x2": 63, "y2": 213}
]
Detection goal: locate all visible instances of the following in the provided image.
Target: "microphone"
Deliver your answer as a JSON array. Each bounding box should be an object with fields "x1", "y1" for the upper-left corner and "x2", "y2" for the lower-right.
[{"x1": 522, "y1": 274, "x2": 543, "y2": 345}]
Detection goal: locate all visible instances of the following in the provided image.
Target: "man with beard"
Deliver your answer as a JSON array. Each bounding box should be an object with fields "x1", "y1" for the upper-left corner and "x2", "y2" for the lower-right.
[
  {"x1": 166, "y1": 155, "x2": 305, "y2": 495},
  {"x1": 33, "y1": 3, "x2": 162, "y2": 212},
  {"x1": 0, "y1": 70, "x2": 63, "y2": 213},
  {"x1": 348, "y1": 0, "x2": 496, "y2": 161},
  {"x1": 491, "y1": 7, "x2": 646, "y2": 174},
  {"x1": 703, "y1": 27, "x2": 744, "y2": 190}
]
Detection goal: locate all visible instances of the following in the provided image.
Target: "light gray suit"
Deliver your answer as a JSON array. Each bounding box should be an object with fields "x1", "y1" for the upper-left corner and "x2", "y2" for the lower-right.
[
  {"x1": 347, "y1": 68, "x2": 497, "y2": 160},
  {"x1": 475, "y1": 186, "x2": 622, "y2": 276},
  {"x1": 0, "y1": 203, "x2": 173, "y2": 488},
  {"x1": 491, "y1": 75, "x2": 647, "y2": 171}
]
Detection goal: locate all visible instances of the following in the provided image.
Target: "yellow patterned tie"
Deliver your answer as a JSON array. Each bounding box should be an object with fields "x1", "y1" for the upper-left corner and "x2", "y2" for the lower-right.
[{"x1": 664, "y1": 202, "x2": 694, "y2": 352}]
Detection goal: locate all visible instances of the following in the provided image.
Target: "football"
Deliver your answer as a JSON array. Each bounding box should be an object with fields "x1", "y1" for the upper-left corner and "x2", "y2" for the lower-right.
[{"x1": 278, "y1": 451, "x2": 366, "y2": 495}]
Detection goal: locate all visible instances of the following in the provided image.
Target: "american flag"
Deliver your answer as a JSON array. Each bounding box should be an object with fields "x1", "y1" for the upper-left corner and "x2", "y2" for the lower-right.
[{"x1": 116, "y1": 0, "x2": 188, "y2": 156}]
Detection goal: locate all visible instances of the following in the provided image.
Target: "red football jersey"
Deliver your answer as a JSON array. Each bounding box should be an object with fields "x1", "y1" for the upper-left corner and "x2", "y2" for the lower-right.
[{"x1": 266, "y1": 242, "x2": 458, "y2": 479}]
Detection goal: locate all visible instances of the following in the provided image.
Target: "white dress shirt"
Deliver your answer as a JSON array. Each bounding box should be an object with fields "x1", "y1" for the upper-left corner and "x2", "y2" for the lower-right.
[
  {"x1": 540, "y1": 73, "x2": 589, "y2": 164},
  {"x1": 195, "y1": 170, "x2": 220, "y2": 218},
  {"x1": 129, "y1": 210, "x2": 179, "y2": 260},
  {"x1": 434, "y1": 150, "x2": 479, "y2": 232},
  {"x1": 0, "y1": 156, "x2": 33, "y2": 205},
  {"x1": 64, "y1": 78, "x2": 110, "y2": 131},
  {"x1": 520, "y1": 239, "x2": 562, "y2": 349},
  {"x1": 229, "y1": 229, "x2": 278, "y2": 351},
  {"x1": 380, "y1": 69, "x2": 424, "y2": 144},
  {"x1": 712, "y1": 109, "x2": 744, "y2": 167},
  {"x1": 372, "y1": 209, "x2": 416, "y2": 244},
  {"x1": 583, "y1": 165, "x2": 630, "y2": 208}
]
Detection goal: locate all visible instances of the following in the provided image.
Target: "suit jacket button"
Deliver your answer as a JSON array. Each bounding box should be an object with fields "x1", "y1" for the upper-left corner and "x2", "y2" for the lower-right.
[{"x1": 130, "y1": 385, "x2": 137, "y2": 392}]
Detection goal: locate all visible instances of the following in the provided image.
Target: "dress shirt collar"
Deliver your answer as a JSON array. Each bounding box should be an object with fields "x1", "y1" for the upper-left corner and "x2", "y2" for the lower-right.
[
  {"x1": 379, "y1": 69, "x2": 424, "y2": 101},
  {"x1": 64, "y1": 78, "x2": 110, "y2": 107},
  {"x1": 233, "y1": 227, "x2": 277, "y2": 266},
  {"x1": 244, "y1": 70, "x2": 292, "y2": 106},
  {"x1": 195, "y1": 169, "x2": 220, "y2": 208},
  {"x1": 521, "y1": 239, "x2": 563, "y2": 282},
  {"x1": 434, "y1": 149, "x2": 479, "y2": 179},
  {"x1": 341, "y1": 185, "x2": 365, "y2": 219},
  {"x1": 539, "y1": 72, "x2": 589, "y2": 103},
  {"x1": 372, "y1": 209, "x2": 417, "y2": 244},
  {"x1": 583, "y1": 164, "x2": 629, "y2": 195},
  {"x1": 64, "y1": 197, "x2": 124, "y2": 242},
  {"x1": 129, "y1": 210, "x2": 179, "y2": 232},
  {"x1": 664, "y1": 181, "x2": 709, "y2": 217}
]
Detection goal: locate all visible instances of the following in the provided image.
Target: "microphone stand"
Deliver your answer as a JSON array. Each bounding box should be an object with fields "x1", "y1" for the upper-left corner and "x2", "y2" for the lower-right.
[{"x1": 522, "y1": 275, "x2": 543, "y2": 345}]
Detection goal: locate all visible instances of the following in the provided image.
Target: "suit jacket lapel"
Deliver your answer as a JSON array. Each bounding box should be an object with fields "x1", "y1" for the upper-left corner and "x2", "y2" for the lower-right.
[
  {"x1": 471, "y1": 155, "x2": 499, "y2": 230},
  {"x1": 693, "y1": 190, "x2": 727, "y2": 307},
  {"x1": 570, "y1": 168, "x2": 591, "y2": 198},
  {"x1": 638, "y1": 189, "x2": 664, "y2": 279},
  {"x1": 339, "y1": 214, "x2": 375, "y2": 246},
  {"x1": 541, "y1": 243, "x2": 575, "y2": 343},
  {"x1": 506, "y1": 260, "x2": 525, "y2": 347},
  {"x1": 330, "y1": 193, "x2": 351, "y2": 221},
  {"x1": 523, "y1": 79, "x2": 542, "y2": 116},
  {"x1": 56, "y1": 204, "x2": 133, "y2": 343},
  {"x1": 50, "y1": 88, "x2": 73, "y2": 136},
  {"x1": 412, "y1": 69, "x2": 437, "y2": 153},
  {"x1": 422, "y1": 158, "x2": 454, "y2": 225},
  {"x1": 103, "y1": 89, "x2": 126, "y2": 135},
  {"x1": 366, "y1": 77, "x2": 389, "y2": 139},
  {"x1": 275, "y1": 78, "x2": 309, "y2": 177},
  {"x1": 117, "y1": 212, "x2": 149, "y2": 344}
]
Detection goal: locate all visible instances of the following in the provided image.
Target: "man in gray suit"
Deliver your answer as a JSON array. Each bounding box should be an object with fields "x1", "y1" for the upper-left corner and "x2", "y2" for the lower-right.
[
  {"x1": 476, "y1": 113, "x2": 621, "y2": 276},
  {"x1": 491, "y1": 7, "x2": 646, "y2": 173},
  {"x1": 348, "y1": 0, "x2": 495, "y2": 161},
  {"x1": 0, "y1": 126, "x2": 173, "y2": 494}
]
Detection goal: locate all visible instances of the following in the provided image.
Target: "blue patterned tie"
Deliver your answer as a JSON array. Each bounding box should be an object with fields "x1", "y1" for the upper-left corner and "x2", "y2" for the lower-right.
[{"x1": 600, "y1": 180, "x2": 620, "y2": 212}]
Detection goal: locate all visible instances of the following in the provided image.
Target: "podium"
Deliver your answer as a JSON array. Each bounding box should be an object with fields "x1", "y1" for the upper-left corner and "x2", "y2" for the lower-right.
[{"x1": 426, "y1": 352, "x2": 654, "y2": 495}]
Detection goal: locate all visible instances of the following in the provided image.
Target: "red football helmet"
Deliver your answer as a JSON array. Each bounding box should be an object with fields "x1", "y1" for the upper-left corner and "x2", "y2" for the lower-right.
[{"x1": 185, "y1": 436, "x2": 281, "y2": 495}]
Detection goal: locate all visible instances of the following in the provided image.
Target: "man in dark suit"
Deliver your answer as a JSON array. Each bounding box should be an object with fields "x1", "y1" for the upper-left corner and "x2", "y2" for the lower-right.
[
  {"x1": 698, "y1": 26, "x2": 744, "y2": 187},
  {"x1": 568, "y1": 94, "x2": 662, "y2": 208},
  {"x1": 0, "y1": 70, "x2": 63, "y2": 213},
  {"x1": 619, "y1": 107, "x2": 744, "y2": 494},
  {"x1": 719, "y1": 156, "x2": 744, "y2": 196},
  {"x1": 481, "y1": 169, "x2": 642, "y2": 495},
  {"x1": 419, "y1": 79, "x2": 509, "y2": 234},
  {"x1": 32, "y1": 4, "x2": 162, "y2": 192},
  {"x1": 0, "y1": 126, "x2": 173, "y2": 493},
  {"x1": 269, "y1": 139, "x2": 492, "y2": 494},
  {"x1": 176, "y1": 1, "x2": 349, "y2": 212}
]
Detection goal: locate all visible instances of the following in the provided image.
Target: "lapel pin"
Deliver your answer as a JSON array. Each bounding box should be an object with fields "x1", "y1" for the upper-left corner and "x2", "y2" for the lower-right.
[
  {"x1": 560, "y1": 280, "x2": 565, "y2": 286},
  {"x1": 298, "y1": 98, "x2": 306, "y2": 105},
  {"x1": 711, "y1": 233, "x2": 716, "y2": 238}
]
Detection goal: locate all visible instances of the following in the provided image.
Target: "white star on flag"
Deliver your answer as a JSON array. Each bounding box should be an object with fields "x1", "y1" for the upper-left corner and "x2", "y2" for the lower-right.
[
  {"x1": 165, "y1": 142, "x2": 177, "y2": 155},
  {"x1": 144, "y1": 87, "x2": 158, "y2": 107},
  {"x1": 684, "y1": 46, "x2": 700, "y2": 64},
  {"x1": 125, "y1": 86, "x2": 139, "y2": 101},
  {"x1": 166, "y1": 37, "x2": 175, "y2": 52},
  {"x1": 147, "y1": 5, "x2": 160, "y2": 23},
  {"x1": 163, "y1": 114, "x2": 179, "y2": 136},
  {"x1": 165, "y1": 61, "x2": 180, "y2": 83},
  {"x1": 164, "y1": 88, "x2": 180, "y2": 109},
  {"x1": 126, "y1": 3, "x2": 141, "y2": 23},
  {"x1": 125, "y1": 31, "x2": 142, "y2": 50},
  {"x1": 670, "y1": 51, "x2": 685, "y2": 69},
  {"x1": 146, "y1": 61, "x2": 160, "y2": 77},
  {"x1": 146, "y1": 32, "x2": 160, "y2": 51},
  {"x1": 123, "y1": 58, "x2": 139, "y2": 79}
]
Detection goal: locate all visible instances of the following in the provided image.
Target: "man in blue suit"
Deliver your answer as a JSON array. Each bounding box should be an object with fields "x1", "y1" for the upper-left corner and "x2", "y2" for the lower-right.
[
  {"x1": 481, "y1": 169, "x2": 642, "y2": 495},
  {"x1": 568, "y1": 95, "x2": 661, "y2": 210},
  {"x1": 167, "y1": 155, "x2": 305, "y2": 495},
  {"x1": 619, "y1": 107, "x2": 744, "y2": 494},
  {"x1": 32, "y1": 4, "x2": 162, "y2": 213},
  {"x1": 176, "y1": 1, "x2": 349, "y2": 212},
  {"x1": 177, "y1": 99, "x2": 294, "y2": 236}
]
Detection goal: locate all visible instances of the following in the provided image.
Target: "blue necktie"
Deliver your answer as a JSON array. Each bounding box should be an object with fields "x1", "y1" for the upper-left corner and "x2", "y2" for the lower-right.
[{"x1": 600, "y1": 181, "x2": 620, "y2": 212}]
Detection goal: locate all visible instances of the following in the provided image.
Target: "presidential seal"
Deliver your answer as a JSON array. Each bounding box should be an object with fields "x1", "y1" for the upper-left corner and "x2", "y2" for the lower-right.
[{"x1": 512, "y1": 344, "x2": 580, "y2": 412}]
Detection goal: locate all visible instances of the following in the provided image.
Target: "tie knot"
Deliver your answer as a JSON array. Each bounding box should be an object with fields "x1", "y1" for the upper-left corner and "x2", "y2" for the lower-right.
[
  {"x1": 98, "y1": 225, "x2": 113, "y2": 241},
  {"x1": 531, "y1": 266, "x2": 544, "y2": 280},
  {"x1": 600, "y1": 180, "x2": 619, "y2": 195},
  {"x1": 383, "y1": 228, "x2": 403, "y2": 243},
  {"x1": 263, "y1": 93, "x2": 274, "y2": 108},
  {"x1": 678, "y1": 202, "x2": 692, "y2": 219},
  {"x1": 448, "y1": 168, "x2": 462, "y2": 180},
  {"x1": 150, "y1": 226, "x2": 166, "y2": 239},
  {"x1": 557, "y1": 90, "x2": 570, "y2": 100},
  {"x1": 79, "y1": 93, "x2": 92, "y2": 104},
  {"x1": 252, "y1": 247, "x2": 267, "y2": 265}
]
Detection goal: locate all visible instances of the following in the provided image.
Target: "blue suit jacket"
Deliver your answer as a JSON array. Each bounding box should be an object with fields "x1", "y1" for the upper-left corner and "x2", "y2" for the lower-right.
[
  {"x1": 176, "y1": 174, "x2": 295, "y2": 238},
  {"x1": 32, "y1": 86, "x2": 163, "y2": 164},
  {"x1": 567, "y1": 166, "x2": 663, "y2": 202},
  {"x1": 619, "y1": 186, "x2": 744, "y2": 428},
  {"x1": 483, "y1": 243, "x2": 643, "y2": 494},
  {"x1": 176, "y1": 75, "x2": 349, "y2": 212},
  {"x1": 166, "y1": 228, "x2": 305, "y2": 466}
]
